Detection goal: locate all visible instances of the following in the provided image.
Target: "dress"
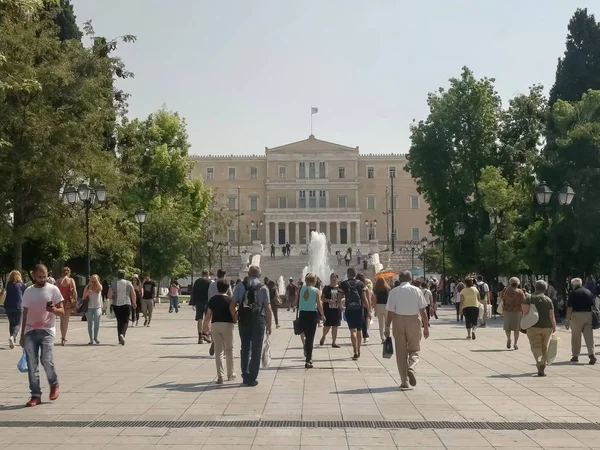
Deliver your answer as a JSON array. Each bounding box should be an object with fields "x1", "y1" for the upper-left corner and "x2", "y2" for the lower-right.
[
  {"x1": 322, "y1": 285, "x2": 341, "y2": 327},
  {"x1": 58, "y1": 278, "x2": 75, "y2": 311}
]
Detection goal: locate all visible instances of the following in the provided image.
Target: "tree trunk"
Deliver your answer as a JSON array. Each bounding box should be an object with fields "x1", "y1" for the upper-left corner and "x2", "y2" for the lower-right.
[{"x1": 12, "y1": 241, "x2": 22, "y2": 271}]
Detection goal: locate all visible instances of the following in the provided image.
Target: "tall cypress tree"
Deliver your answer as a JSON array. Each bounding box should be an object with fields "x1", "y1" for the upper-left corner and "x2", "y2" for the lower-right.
[
  {"x1": 43, "y1": 0, "x2": 82, "y2": 41},
  {"x1": 549, "y1": 8, "x2": 600, "y2": 104}
]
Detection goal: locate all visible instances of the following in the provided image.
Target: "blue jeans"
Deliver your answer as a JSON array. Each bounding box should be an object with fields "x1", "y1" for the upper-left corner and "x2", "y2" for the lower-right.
[
  {"x1": 85, "y1": 308, "x2": 101, "y2": 340},
  {"x1": 24, "y1": 329, "x2": 58, "y2": 398},
  {"x1": 169, "y1": 296, "x2": 179, "y2": 312},
  {"x1": 6, "y1": 309, "x2": 22, "y2": 338},
  {"x1": 238, "y1": 318, "x2": 265, "y2": 383}
]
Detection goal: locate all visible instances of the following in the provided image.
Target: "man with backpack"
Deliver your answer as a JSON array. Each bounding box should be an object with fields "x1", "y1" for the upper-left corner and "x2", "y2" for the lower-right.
[
  {"x1": 476, "y1": 275, "x2": 490, "y2": 327},
  {"x1": 339, "y1": 267, "x2": 369, "y2": 360},
  {"x1": 230, "y1": 266, "x2": 272, "y2": 387}
]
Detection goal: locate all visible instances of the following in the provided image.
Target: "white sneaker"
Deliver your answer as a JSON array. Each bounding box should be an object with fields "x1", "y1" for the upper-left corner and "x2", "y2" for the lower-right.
[
  {"x1": 8, "y1": 336, "x2": 15, "y2": 349},
  {"x1": 119, "y1": 334, "x2": 125, "y2": 346}
]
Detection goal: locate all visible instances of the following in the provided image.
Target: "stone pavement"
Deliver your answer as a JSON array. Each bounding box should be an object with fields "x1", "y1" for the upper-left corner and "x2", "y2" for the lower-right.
[{"x1": 0, "y1": 304, "x2": 600, "y2": 449}]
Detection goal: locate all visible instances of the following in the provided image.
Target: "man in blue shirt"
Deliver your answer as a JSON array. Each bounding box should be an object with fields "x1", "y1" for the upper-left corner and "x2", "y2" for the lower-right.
[{"x1": 230, "y1": 266, "x2": 272, "y2": 386}]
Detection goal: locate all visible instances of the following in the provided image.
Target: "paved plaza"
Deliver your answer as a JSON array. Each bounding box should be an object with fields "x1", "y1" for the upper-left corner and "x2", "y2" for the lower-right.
[{"x1": 1, "y1": 304, "x2": 600, "y2": 449}]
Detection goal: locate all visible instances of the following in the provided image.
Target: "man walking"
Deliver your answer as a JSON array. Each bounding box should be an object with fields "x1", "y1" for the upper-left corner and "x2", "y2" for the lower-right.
[
  {"x1": 208, "y1": 269, "x2": 233, "y2": 300},
  {"x1": 285, "y1": 242, "x2": 291, "y2": 257},
  {"x1": 566, "y1": 278, "x2": 596, "y2": 364},
  {"x1": 230, "y1": 266, "x2": 272, "y2": 387},
  {"x1": 270, "y1": 243, "x2": 275, "y2": 259},
  {"x1": 476, "y1": 275, "x2": 490, "y2": 327},
  {"x1": 385, "y1": 271, "x2": 429, "y2": 389},
  {"x1": 339, "y1": 267, "x2": 369, "y2": 360},
  {"x1": 141, "y1": 273, "x2": 156, "y2": 327},
  {"x1": 108, "y1": 270, "x2": 135, "y2": 345},
  {"x1": 192, "y1": 270, "x2": 212, "y2": 344},
  {"x1": 286, "y1": 277, "x2": 298, "y2": 312},
  {"x1": 20, "y1": 264, "x2": 64, "y2": 407}
]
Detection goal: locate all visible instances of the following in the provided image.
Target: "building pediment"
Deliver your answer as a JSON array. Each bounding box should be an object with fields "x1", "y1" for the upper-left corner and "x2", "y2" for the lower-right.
[{"x1": 266, "y1": 134, "x2": 358, "y2": 156}]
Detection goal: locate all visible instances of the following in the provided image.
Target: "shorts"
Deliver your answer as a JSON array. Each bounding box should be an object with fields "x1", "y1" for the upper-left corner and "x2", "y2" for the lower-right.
[
  {"x1": 463, "y1": 306, "x2": 479, "y2": 328},
  {"x1": 141, "y1": 298, "x2": 154, "y2": 315},
  {"x1": 345, "y1": 308, "x2": 364, "y2": 330},
  {"x1": 195, "y1": 302, "x2": 207, "y2": 321}
]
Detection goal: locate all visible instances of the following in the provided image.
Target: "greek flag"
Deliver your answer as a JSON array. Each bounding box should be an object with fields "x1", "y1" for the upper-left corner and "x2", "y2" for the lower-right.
[{"x1": 311, "y1": 107, "x2": 319, "y2": 115}]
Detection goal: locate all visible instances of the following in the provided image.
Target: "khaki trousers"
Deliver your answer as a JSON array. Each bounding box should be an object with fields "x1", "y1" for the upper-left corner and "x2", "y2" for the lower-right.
[
  {"x1": 571, "y1": 311, "x2": 595, "y2": 357},
  {"x1": 392, "y1": 315, "x2": 421, "y2": 385},
  {"x1": 141, "y1": 299, "x2": 153, "y2": 323},
  {"x1": 526, "y1": 327, "x2": 553, "y2": 367},
  {"x1": 211, "y1": 322, "x2": 234, "y2": 379},
  {"x1": 375, "y1": 304, "x2": 387, "y2": 341}
]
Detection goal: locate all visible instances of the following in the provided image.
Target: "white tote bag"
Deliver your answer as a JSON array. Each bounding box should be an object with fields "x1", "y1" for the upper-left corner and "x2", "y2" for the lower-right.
[
  {"x1": 520, "y1": 303, "x2": 539, "y2": 329},
  {"x1": 261, "y1": 336, "x2": 271, "y2": 369}
]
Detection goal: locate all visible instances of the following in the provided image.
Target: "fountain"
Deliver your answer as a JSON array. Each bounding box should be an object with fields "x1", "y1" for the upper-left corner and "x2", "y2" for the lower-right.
[{"x1": 301, "y1": 231, "x2": 333, "y2": 284}]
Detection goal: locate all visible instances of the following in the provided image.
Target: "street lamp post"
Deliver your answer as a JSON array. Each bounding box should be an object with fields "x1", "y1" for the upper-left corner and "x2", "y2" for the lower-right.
[
  {"x1": 489, "y1": 211, "x2": 502, "y2": 290},
  {"x1": 454, "y1": 223, "x2": 465, "y2": 277},
  {"x1": 251, "y1": 220, "x2": 264, "y2": 243},
  {"x1": 236, "y1": 186, "x2": 244, "y2": 255},
  {"x1": 207, "y1": 240, "x2": 213, "y2": 271},
  {"x1": 390, "y1": 173, "x2": 396, "y2": 252},
  {"x1": 63, "y1": 182, "x2": 106, "y2": 281},
  {"x1": 216, "y1": 241, "x2": 225, "y2": 269},
  {"x1": 420, "y1": 237, "x2": 429, "y2": 279},
  {"x1": 382, "y1": 185, "x2": 390, "y2": 250},
  {"x1": 364, "y1": 219, "x2": 377, "y2": 241},
  {"x1": 134, "y1": 209, "x2": 147, "y2": 273}
]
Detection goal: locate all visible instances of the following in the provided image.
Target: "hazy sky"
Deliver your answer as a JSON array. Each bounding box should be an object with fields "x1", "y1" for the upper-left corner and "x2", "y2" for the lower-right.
[{"x1": 72, "y1": 1, "x2": 591, "y2": 155}]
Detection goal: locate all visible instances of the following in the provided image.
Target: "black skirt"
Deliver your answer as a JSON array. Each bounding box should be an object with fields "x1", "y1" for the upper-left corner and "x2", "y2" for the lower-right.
[{"x1": 323, "y1": 302, "x2": 341, "y2": 327}]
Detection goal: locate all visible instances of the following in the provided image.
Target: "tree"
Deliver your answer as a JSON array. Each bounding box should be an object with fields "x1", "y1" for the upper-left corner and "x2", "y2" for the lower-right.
[
  {"x1": 405, "y1": 67, "x2": 502, "y2": 275},
  {"x1": 549, "y1": 8, "x2": 600, "y2": 105},
  {"x1": 0, "y1": 5, "x2": 133, "y2": 270},
  {"x1": 116, "y1": 107, "x2": 212, "y2": 281},
  {"x1": 44, "y1": 0, "x2": 82, "y2": 41}
]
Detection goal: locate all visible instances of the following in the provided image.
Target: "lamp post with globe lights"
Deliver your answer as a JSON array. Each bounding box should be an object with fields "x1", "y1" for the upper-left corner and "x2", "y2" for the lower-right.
[
  {"x1": 134, "y1": 209, "x2": 147, "y2": 273},
  {"x1": 251, "y1": 220, "x2": 263, "y2": 243},
  {"x1": 489, "y1": 211, "x2": 502, "y2": 289},
  {"x1": 207, "y1": 240, "x2": 214, "y2": 271},
  {"x1": 62, "y1": 182, "x2": 106, "y2": 281},
  {"x1": 365, "y1": 219, "x2": 377, "y2": 241}
]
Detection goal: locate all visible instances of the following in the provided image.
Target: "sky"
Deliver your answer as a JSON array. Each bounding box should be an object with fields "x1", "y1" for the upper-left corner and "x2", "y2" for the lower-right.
[{"x1": 72, "y1": 0, "x2": 593, "y2": 156}]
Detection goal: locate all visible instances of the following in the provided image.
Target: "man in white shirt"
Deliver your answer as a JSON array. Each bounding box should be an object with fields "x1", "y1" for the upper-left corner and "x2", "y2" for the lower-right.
[
  {"x1": 385, "y1": 271, "x2": 429, "y2": 389},
  {"x1": 476, "y1": 275, "x2": 490, "y2": 327}
]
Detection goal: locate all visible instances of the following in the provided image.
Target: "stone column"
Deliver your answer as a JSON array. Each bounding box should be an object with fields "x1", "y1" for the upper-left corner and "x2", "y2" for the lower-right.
[
  {"x1": 295, "y1": 222, "x2": 300, "y2": 245},
  {"x1": 285, "y1": 221, "x2": 289, "y2": 243},
  {"x1": 355, "y1": 220, "x2": 360, "y2": 244},
  {"x1": 305, "y1": 222, "x2": 310, "y2": 243},
  {"x1": 336, "y1": 221, "x2": 341, "y2": 244},
  {"x1": 348, "y1": 221, "x2": 352, "y2": 246},
  {"x1": 265, "y1": 221, "x2": 270, "y2": 245}
]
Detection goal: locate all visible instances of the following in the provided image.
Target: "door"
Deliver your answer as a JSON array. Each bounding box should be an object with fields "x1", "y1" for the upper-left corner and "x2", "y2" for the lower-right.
[
  {"x1": 278, "y1": 229, "x2": 285, "y2": 245},
  {"x1": 340, "y1": 228, "x2": 348, "y2": 245}
]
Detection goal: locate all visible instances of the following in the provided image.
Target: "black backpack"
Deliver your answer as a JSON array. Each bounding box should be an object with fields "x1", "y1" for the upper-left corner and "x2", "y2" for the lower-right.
[
  {"x1": 238, "y1": 281, "x2": 264, "y2": 325},
  {"x1": 345, "y1": 280, "x2": 362, "y2": 311},
  {"x1": 476, "y1": 282, "x2": 487, "y2": 301}
]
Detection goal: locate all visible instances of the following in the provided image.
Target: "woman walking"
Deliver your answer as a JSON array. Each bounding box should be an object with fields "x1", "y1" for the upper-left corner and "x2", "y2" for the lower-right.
[
  {"x1": 268, "y1": 280, "x2": 280, "y2": 329},
  {"x1": 356, "y1": 274, "x2": 371, "y2": 343},
  {"x1": 298, "y1": 273, "x2": 324, "y2": 368},
  {"x1": 320, "y1": 273, "x2": 342, "y2": 348},
  {"x1": 453, "y1": 280, "x2": 465, "y2": 322},
  {"x1": 524, "y1": 280, "x2": 556, "y2": 376},
  {"x1": 131, "y1": 276, "x2": 142, "y2": 326},
  {"x1": 57, "y1": 267, "x2": 77, "y2": 346},
  {"x1": 203, "y1": 280, "x2": 236, "y2": 384},
  {"x1": 168, "y1": 279, "x2": 180, "y2": 313},
  {"x1": 344, "y1": 250, "x2": 351, "y2": 267},
  {"x1": 501, "y1": 277, "x2": 525, "y2": 350},
  {"x1": 108, "y1": 270, "x2": 135, "y2": 346},
  {"x1": 373, "y1": 277, "x2": 390, "y2": 343},
  {"x1": 83, "y1": 275, "x2": 103, "y2": 344},
  {"x1": 3, "y1": 270, "x2": 25, "y2": 349},
  {"x1": 459, "y1": 278, "x2": 480, "y2": 340}
]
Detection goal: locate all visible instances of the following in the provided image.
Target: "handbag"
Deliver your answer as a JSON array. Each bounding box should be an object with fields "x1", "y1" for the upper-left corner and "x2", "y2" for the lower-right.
[
  {"x1": 383, "y1": 337, "x2": 394, "y2": 359},
  {"x1": 520, "y1": 303, "x2": 539, "y2": 329},
  {"x1": 592, "y1": 307, "x2": 600, "y2": 330},
  {"x1": 293, "y1": 306, "x2": 302, "y2": 335}
]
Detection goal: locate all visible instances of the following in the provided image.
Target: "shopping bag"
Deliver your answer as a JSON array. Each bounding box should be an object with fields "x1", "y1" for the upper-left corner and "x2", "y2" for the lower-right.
[
  {"x1": 383, "y1": 337, "x2": 394, "y2": 359},
  {"x1": 521, "y1": 304, "x2": 539, "y2": 329},
  {"x1": 106, "y1": 304, "x2": 115, "y2": 320},
  {"x1": 478, "y1": 302, "x2": 484, "y2": 320},
  {"x1": 261, "y1": 336, "x2": 271, "y2": 369},
  {"x1": 17, "y1": 350, "x2": 28, "y2": 373},
  {"x1": 547, "y1": 333, "x2": 559, "y2": 365},
  {"x1": 497, "y1": 298, "x2": 504, "y2": 315}
]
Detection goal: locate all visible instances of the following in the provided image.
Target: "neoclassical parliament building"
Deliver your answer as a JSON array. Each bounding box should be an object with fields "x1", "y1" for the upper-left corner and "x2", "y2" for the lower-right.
[{"x1": 189, "y1": 135, "x2": 430, "y2": 250}]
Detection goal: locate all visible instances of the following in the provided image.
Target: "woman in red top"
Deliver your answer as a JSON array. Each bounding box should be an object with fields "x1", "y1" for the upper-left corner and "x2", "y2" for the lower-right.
[{"x1": 57, "y1": 267, "x2": 77, "y2": 346}]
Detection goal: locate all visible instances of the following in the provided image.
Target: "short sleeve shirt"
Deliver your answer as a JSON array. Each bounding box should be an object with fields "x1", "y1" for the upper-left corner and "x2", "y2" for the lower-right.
[
  {"x1": 232, "y1": 278, "x2": 270, "y2": 317},
  {"x1": 386, "y1": 282, "x2": 428, "y2": 316},
  {"x1": 22, "y1": 283, "x2": 64, "y2": 336},
  {"x1": 208, "y1": 294, "x2": 234, "y2": 323},
  {"x1": 502, "y1": 287, "x2": 525, "y2": 312},
  {"x1": 339, "y1": 279, "x2": 365, "y2": 306},
  {"x1": 142, "y1": 280, "x2": 156, "y2": 299},
  {"x1": 526, "y1": 293, "x2": 554, "y2": 328}
]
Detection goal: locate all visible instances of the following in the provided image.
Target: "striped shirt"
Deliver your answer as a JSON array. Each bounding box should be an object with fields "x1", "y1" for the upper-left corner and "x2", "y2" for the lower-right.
[{"x1": 111, "y1": 279, "x2": 134, "y2": 306}]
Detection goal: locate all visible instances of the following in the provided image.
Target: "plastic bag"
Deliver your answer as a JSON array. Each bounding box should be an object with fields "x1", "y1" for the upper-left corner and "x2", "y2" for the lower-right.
[
  {"x1": 383, "y1": 337, "x2": 394, "y2": 359},
  {"x1": 106, "y1": 304, "x2": 115, "y2": 320},
  {"x1": 497, "y1": 298, "x2": 504, "y2": 315},
  {"x1": 261, "y1": 336, "x2": 271, "y2": 368},
  {"x1": 17, "y1": 350, "x2": 28, "y2": 373},
  {"x1": 478, "y1": 302, "x2": 484, "y2": 320},
  {"x1": 547, "y1": 333, "x2": 559, "y2": 365}
]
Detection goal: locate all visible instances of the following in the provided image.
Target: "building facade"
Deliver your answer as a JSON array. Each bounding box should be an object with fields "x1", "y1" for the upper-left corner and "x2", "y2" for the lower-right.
[{"x1": 189, "y1": 135, "x2": 430, "y2": 250}]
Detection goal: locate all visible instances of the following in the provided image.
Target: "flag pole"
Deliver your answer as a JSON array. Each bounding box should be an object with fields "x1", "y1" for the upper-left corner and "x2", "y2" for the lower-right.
[{"x1": 310, "y1": 106, "x2": 313, "y2": 135}]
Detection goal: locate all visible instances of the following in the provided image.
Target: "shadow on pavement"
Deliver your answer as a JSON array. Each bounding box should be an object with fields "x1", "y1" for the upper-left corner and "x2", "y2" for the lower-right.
[{"x1": 335, "y1": 386, "x2": 399, "y2": 395}]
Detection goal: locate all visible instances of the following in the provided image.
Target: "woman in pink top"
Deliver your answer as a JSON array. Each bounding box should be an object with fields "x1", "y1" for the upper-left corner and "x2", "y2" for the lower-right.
[
  {"x1": 57, "y1": 267, "x2": 77, "y2": 346},
  {"x1": 169, "y1": 279, "x2": 181, "y2": 313}
]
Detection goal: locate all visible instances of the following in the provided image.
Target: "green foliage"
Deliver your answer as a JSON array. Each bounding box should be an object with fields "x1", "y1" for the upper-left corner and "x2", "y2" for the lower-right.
[{"x1": 549, "y1": 8, "x2": 600, "y2": 105}]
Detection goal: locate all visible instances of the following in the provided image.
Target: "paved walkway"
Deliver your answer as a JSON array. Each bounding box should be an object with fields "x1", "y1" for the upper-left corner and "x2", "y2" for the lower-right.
[{"x1": 0, "y1": 304, "x2": 600, "y2": 449}]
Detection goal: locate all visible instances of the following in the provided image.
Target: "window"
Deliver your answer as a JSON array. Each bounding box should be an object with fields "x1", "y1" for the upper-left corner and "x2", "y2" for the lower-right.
[
  {"x1": 319, "y1": 190, "x2": 326, "y2": 208},
  {"x1": 299, "y1": 162, "x2": 306, "y2": 179},
  {"x1": 250, "y1": 167, "x2": 258, "y2": 179},
  {"x1": 309, "y1": 190, "x2": 316, "y2": 208},
  {"x1": 390, "y1": 195, "x2": 398, "y2": 210},
  {"x1": 367, "y1": 166, "x2": 374, "y2": 179},
  {"x1": 228, "y1": 230, "x2": 237, "y2": 242},
  {"x1": 228, "y1": 167, "x2": 236, "y2": 180},
  {"x1": 338, "y1": 167, "x2": 345, "y2": 179},
  {"x1": 319, "y1": 161, "x2": 326, "y2": 178},
  {"x1": 338, "y1": 196, "x2": 347, "y2": 208},
  {"x1": 389, "y1": 166, "x2": 396, "y2": 179},
  {"x1": 299, "y1": 191, "x2": 306, "y2": 208},
  {"x1": 278, "y1": 166, "x2": 287, "y2": 179},
  {"x1": 411, "y1": 227, "x2": 420, "y2": 241},
  {"x1": 228, "y1": 196, "x2": 237, "y2": 211},
  {"x1": 249, "y1": 196, "x2": 258, "y2": 211},
  {"x1": 309, "y1": 162, "x2": 316, "y2": 179},
  {"x1": 367, "y1": 196, "x2": 376, "y2": 210},
  {"x1": 278, "y1": 197, "x2": 287, "y2": 209},
  {"x1": 206, "y1": 168, "x2": 214, "y2": 180},
  {"x1": 410, "y1": 195, "x2": 420, "y2": 209},
  {"x1": 250, "y1": 229, "x2": 258, "y2": 241}
]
